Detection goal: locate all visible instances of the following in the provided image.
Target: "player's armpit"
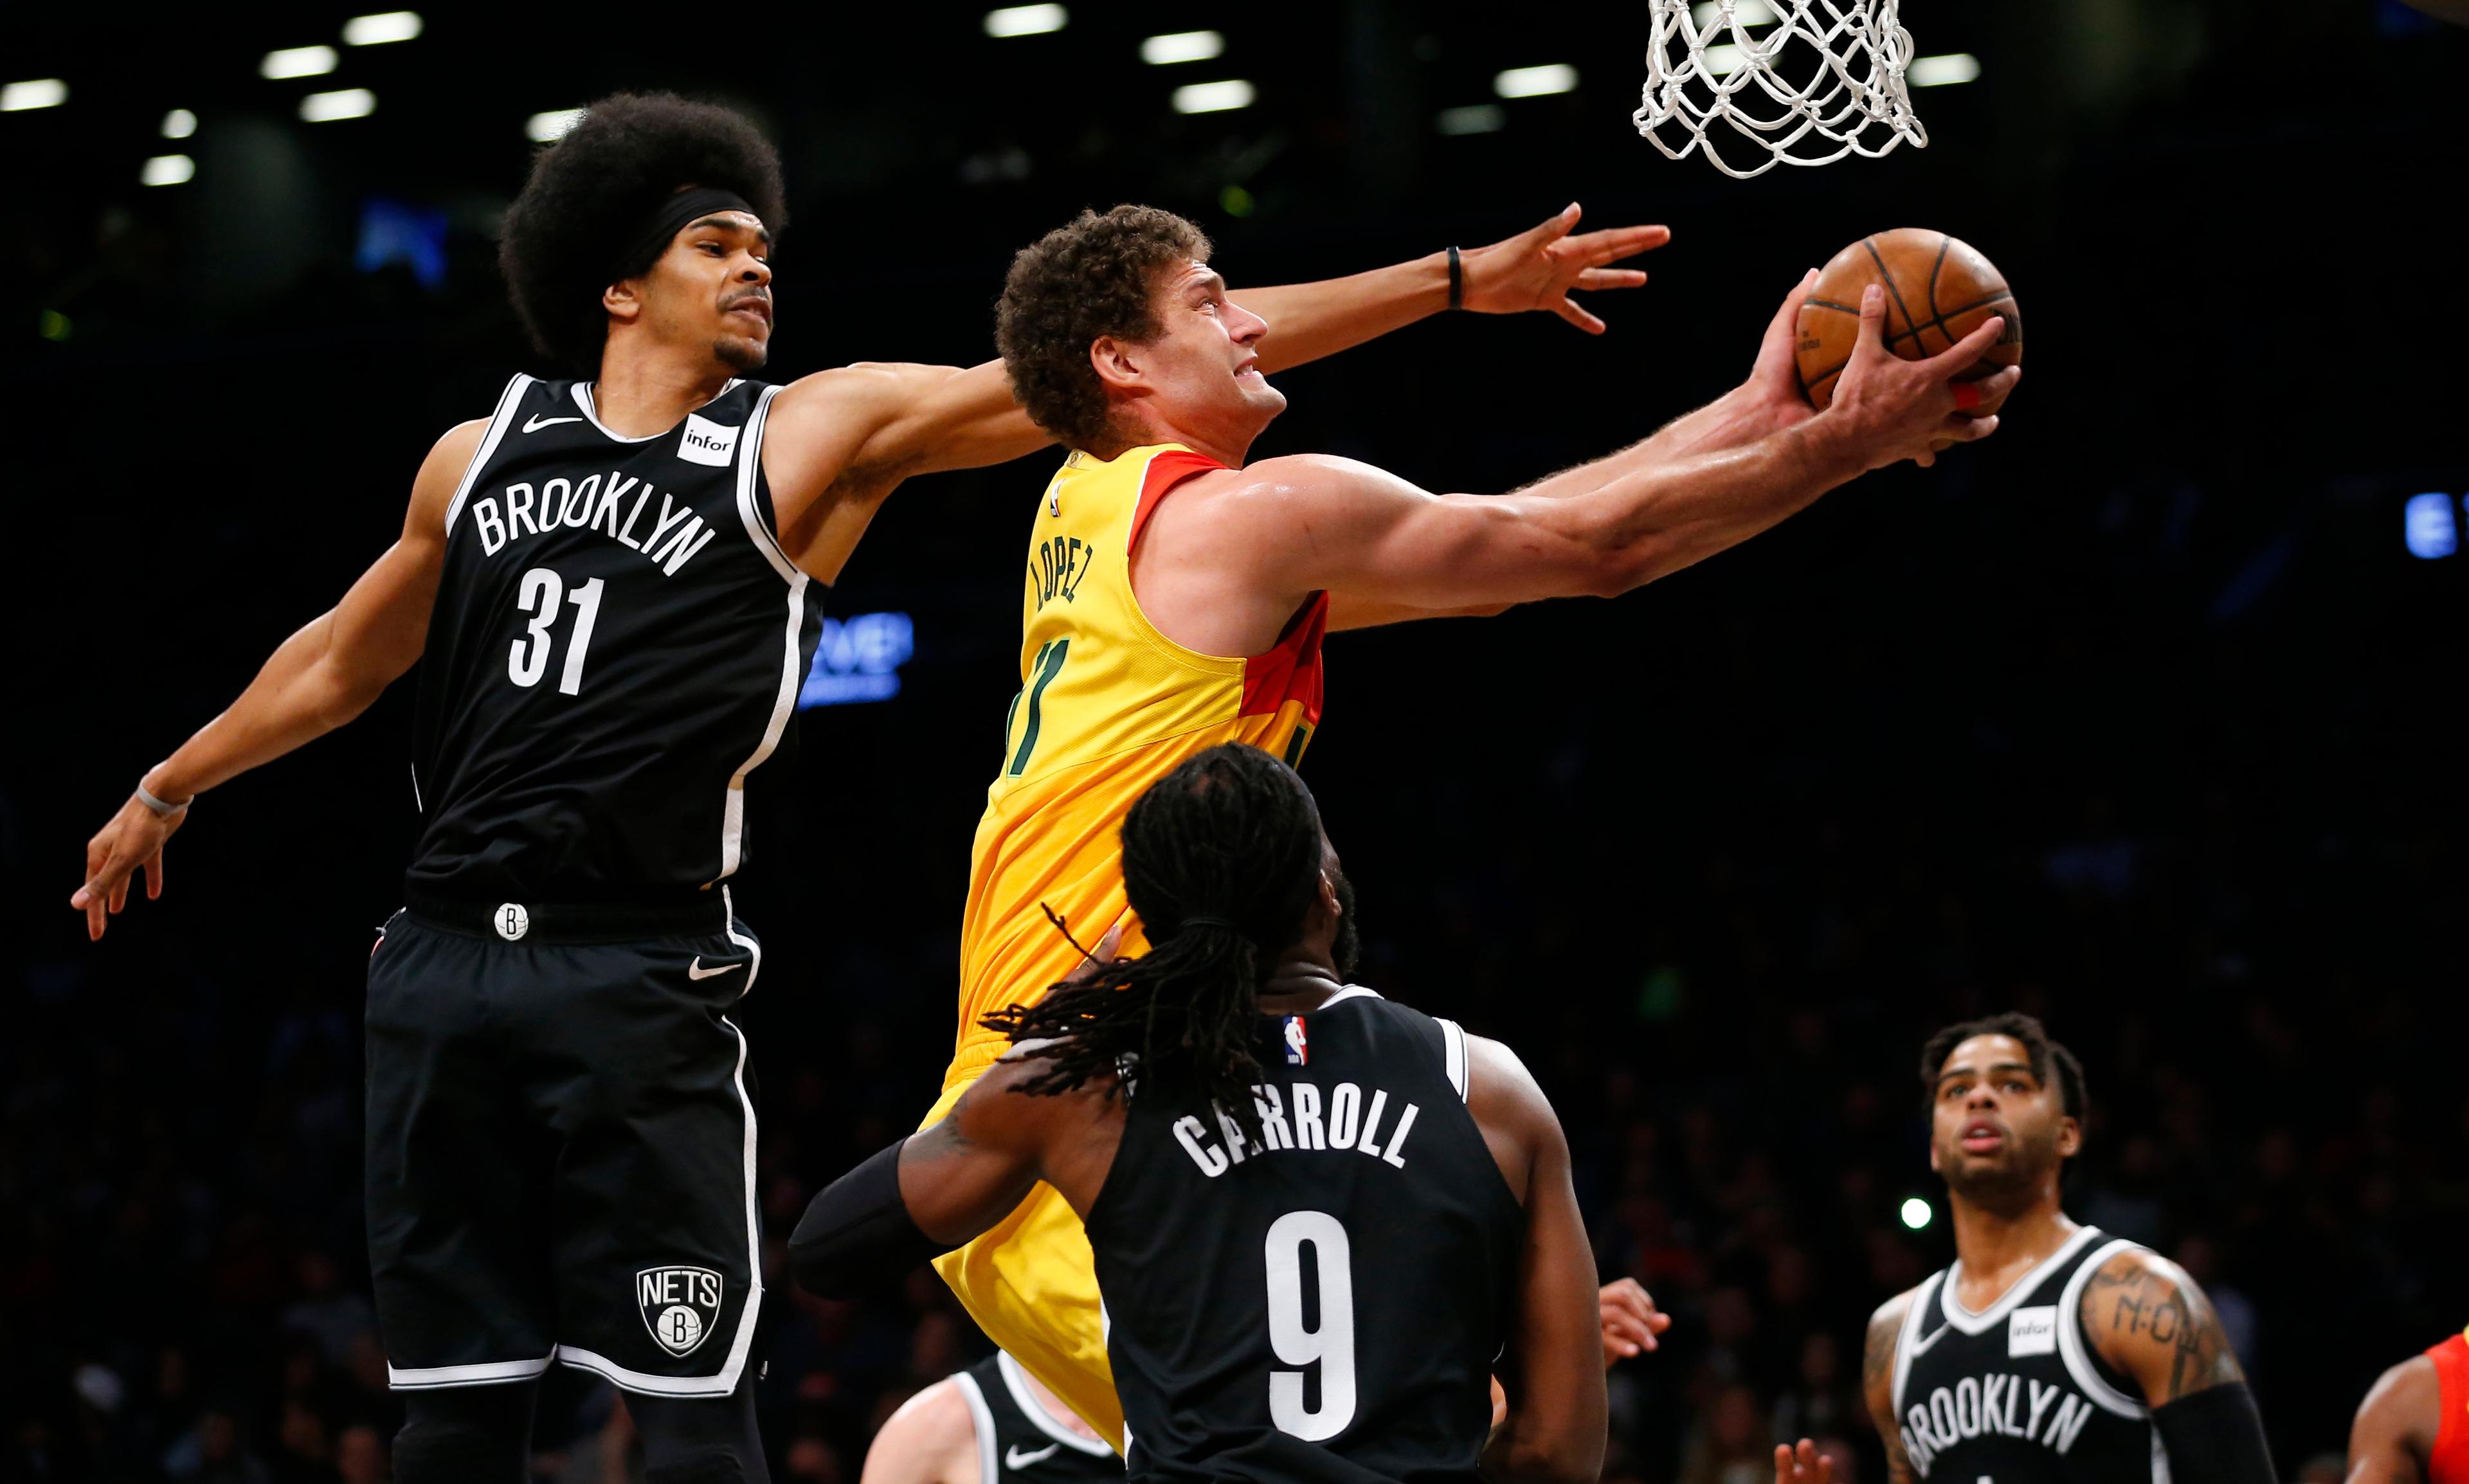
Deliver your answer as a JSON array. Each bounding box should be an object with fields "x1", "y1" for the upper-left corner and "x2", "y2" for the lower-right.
[
  {"x1": 1324, "y1": 592, "x2": 1516, "y2": 632},
  {"x1": 2079, "y1": 1249, "x2": 2246, "y2": 1406},
  {"x1": 1863, "y1": 1290, "x2": 1921, "y2": 1484},
  {"x1": 2346, "y1": 1355, "x2": 2438, "y2": 1484}
]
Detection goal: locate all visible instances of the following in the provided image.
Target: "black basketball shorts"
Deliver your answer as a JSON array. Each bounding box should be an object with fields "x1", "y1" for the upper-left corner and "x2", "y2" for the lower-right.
[{"x1": 363, "y1": 898, "x2": 764, "y2": 1397}]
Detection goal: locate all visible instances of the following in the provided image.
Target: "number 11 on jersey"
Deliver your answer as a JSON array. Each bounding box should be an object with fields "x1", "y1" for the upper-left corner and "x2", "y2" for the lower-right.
[{"x1": 508, "y1": 566, "x2": 606, "y2": 696}]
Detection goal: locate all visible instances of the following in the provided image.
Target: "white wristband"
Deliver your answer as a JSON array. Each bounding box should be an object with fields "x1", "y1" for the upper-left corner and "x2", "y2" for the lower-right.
[{"x1": 136, "y1": 781, "x2": 190, "y2": 818}]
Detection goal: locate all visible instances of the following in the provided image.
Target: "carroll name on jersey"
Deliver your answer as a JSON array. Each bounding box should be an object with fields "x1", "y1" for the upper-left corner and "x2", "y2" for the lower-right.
[{"x1": 1170, "y1": 1078, "x2": 1425, "y2": 1178}]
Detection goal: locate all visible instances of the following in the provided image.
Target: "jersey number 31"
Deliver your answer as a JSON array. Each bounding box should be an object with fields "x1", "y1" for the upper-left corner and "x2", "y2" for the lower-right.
[
  {"x1": 507, "y1": 566, "x2": 606, "y2": 696},
  {"x1": 1265, "y1": 1210, "x2": 1356, "y2": 1441}
]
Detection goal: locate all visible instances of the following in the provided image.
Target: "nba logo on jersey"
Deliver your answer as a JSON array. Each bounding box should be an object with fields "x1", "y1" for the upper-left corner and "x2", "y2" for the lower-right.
[
  {"x1": 678, "y1": 413, "x2": 741, "y2": 467},
  {"x1": 636, "y1": 1265, "x2": 724, "y2": 1357},
  {"x1": 2008, "y1": 1305, "x2": 2058, "y2": 1357},
  {"x1": 1282, "y1": 1016, "x2": 1308, "y2": 1066}
]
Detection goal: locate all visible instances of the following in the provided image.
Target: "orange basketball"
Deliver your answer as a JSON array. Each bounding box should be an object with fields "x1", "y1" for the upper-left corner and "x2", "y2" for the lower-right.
[{"x1": 1795, "y1": 230, "x2": 2022, "y2": 433}]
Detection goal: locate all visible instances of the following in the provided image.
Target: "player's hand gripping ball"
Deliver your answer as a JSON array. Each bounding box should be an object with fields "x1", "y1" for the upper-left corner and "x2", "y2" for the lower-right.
[{"x1": 1796, "y1": 229, "x2": 2022, "y2": 448}]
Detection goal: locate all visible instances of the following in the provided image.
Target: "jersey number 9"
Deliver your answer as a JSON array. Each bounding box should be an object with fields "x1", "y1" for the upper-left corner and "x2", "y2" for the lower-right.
[{"x1": 1265, "y1": 1209, "x2": 1357, "y2": 1441}]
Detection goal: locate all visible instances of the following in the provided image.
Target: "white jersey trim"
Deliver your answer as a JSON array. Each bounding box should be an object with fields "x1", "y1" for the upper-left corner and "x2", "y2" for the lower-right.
[
  {"x1": 997, "y1": 1351, "x2": 1117, "y2": 1456},
  {"x1": 953, "y1": 1368, "x2": 1002, "y2": 1484},
  {"x1": 386, "y1": 1354, "x2": 552, "y2": 1389},
  {"x1": 1436, "y1": 1017, "x2": 1470, "y2": 1101},
  {"x1": 443, "y1": 374, "x2": 533, "y2": 536},
  {"x1": 1890, "y1": 1269, "x2": 1944, "y2": 1415},
  {"x1": 2056, "y1": 1236, "x2": 2150, "y2": 1419},
  {"x1": 1937, "y1": 1224, "x2": 2106, "y2": 1335},
  {"x1": 718, "y1": 383, "x2": 801, "y2": 882},
  {"x1": 1320, "y1": 985, "x2": 1382, "y2": 1008}
]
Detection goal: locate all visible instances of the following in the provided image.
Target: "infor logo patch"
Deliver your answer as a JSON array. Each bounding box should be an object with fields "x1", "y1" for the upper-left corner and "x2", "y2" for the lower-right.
[
  {"x1": 2008, "y1": 1305, "x2": 2058, "y2": 1357},
  {"x1": 678, "y1": 414, "x2": 741, "y2": 467},
  {"x1": 637, "y1": 1266, "x2": 724, "y2": 1357}
]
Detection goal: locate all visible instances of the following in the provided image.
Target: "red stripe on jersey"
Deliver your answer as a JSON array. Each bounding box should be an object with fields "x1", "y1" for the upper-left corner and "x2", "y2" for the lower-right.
[
  {"x1": 1240, "y1": 592, "x2": 1328, "y2": 724},
  {"x1": 1127, "y1": 448, "x2": 1230, "y2": 556},
  {"x1": 2430, "y1": 1330, "x2": 2469, "y2": 1484}
]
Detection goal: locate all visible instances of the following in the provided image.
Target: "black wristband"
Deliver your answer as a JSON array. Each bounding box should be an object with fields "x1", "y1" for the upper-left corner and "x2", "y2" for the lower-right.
[
  {"x1": 786, "y1": 1141, "x2": 946, "y2": 1299},
  {"x1": 1447, "y1": 245, "x2": 1463, "y2": 311},
  {"x1": 2151, "y1": 1383, "x2": 2278, "y2": 1484}
]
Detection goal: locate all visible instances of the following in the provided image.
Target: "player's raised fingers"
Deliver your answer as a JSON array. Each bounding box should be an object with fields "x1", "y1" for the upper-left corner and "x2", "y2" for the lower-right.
[
  {"x1": 1848, "y1": 284, "x2": 1890, "y2": 363},
  {"x1": 1552, "y1": 296, "x2": 1609, "y2": 335},
  {"x1": 1517, "y1": 202, "x2": 1582, "y2": 248},
  {"x1": 144, "y1": 847, "x2": 165, "y2": 901},
  {"x1": 1929, "y1": 314, "x2": 2007, "y2": 376},
  {"x1": 1574, "y1": 267, "x2": 1649, "y2": 292},
  {"x1": 1570, "y1": 224, "x2": 1671, "y2": 262},
  {"x1": 1939, "y1": 412, "x2": 2001, "y2": 443}
]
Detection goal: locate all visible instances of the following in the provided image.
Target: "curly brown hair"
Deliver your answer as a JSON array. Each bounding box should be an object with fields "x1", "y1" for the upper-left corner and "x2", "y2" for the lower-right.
[{"x1": 995, "y1": 206, "x2": 1214, "y2": 452}]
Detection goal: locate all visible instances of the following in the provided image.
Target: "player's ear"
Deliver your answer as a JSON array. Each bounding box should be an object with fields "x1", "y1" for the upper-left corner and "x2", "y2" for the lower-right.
[
  {"x1": 1089, "y1": 334, "x2": 1146, "y2": 392},
  {"x1": 603, "y1": 277, "x2": 644, "y2": 327},
  {"x1": 2055, "y1": 1115, "x2": 2082, "y2": 1159},
  {"x1": 1316, "y1": 868, "x2": 1341, "y2": 921}
]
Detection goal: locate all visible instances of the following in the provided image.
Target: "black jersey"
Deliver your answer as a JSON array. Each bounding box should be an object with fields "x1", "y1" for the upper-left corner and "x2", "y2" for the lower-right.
[
  {"x1": 1892, "y1": 1226, "x2": 2168, "y2": 1484},
  {"x1": 406, "y1": 376, "x2": 822, "y2": 906},
  {"x1": 952, "y1": 1352, "x2": 1121, "y2": 1484},
  {"x1": 1084, "y1": 989, "x2": 1522, "y2": 1484}
]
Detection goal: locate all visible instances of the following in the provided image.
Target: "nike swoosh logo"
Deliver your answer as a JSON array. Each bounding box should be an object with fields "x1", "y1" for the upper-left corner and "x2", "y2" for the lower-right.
[
  {"x1": 523, "y1": 413, "x2": 582, "y2": 432},
  {"x1": 687, "y1": 957, "x2": 743, "y2": 981},
  {"x1": 1006, "y1": 1445, "x2": 1060, "y2": 1470}
]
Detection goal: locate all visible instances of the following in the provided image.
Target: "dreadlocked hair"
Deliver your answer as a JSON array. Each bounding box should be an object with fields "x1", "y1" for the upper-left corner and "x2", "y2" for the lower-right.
[{"x1": 981, "y1": 743, "x2": 1324, "y2": 1138}]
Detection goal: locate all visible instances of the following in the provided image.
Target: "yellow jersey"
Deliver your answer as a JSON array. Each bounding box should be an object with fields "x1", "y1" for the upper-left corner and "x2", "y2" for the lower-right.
[{"x1": 946, "y1": 442, "x2": 1326, "y2": 1090}]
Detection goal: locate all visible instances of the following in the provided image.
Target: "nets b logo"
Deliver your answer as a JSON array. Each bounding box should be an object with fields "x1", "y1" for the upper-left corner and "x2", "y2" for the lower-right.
[{"x1": 637, "y1": 1266, "x2": 724, "y2": 1357}]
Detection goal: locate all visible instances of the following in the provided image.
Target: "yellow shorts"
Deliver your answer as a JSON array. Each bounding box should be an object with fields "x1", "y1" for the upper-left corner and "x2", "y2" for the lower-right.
[{"x1": 919, "y1": 1074, "x2": 1123, "y2": 1451}]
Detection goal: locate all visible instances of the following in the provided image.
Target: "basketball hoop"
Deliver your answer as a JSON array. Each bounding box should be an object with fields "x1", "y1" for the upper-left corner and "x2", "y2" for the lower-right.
[{"x1": 1634, "y1": 0, "x2": 1929, "y2": 179}]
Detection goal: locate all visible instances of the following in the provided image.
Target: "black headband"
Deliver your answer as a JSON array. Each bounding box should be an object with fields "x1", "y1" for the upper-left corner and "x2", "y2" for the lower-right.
[{"x1": 613, "y1": 187, "x2": 757, "y2": 282}]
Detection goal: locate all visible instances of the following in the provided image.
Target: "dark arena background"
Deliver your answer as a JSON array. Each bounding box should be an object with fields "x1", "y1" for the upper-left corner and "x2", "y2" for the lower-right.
[{"x1": 4, "y1": 1, "x2": 2464, "y2": 1480}]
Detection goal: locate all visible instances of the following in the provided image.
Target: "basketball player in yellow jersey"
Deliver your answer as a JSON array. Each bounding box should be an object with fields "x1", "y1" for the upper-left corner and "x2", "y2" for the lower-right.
[{"x1": 932, "y1": 204, "x2": 2018, "y2": 1442}]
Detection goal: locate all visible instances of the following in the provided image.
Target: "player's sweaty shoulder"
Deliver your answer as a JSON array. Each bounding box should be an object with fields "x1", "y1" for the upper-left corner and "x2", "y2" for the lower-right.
[
  {"x1": 408, "y1": 418, "x2": 490, "y2": 529},
  {"x1": 1462, "y1": 1033, "x2": 1559, "y2": 1203},
  {"x1": 2078, "y1": 1245, "x2": 2244, "y2": 1404}
]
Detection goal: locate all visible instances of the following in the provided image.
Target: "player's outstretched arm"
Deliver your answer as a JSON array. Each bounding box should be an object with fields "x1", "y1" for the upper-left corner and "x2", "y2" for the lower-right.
[
  {"x1": 1240, "y1": 203, "x2": 1667, "y2": 367},
  {"x1": 2346, "y1": 1356, "x2": 2437, "y2": 1484},
  {"x1": 1466, "y1": 1035, "x2": 1606, "y2": 1484},
  {"x1": 1862, "y1": 1290, "x2": 1921, "y2": 1484},
  {"x1": 862, "y1": 1376, "x2": 983, "y2": 1484},
  {"x1": 2081, "y1": 1248, "x2": 2280, "y2": 1484},
  {"x1": 1232, "y1": 286, "x2": 2017, "y2": 628},
  {"x1": 70, "y1": 420, "x2": 477, "y2": 941}
]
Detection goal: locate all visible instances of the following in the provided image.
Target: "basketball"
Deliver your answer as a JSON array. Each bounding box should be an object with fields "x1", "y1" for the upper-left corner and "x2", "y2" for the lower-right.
[{"x1": 1795, "y1": 230, "x2": 2023, "y2": 427}]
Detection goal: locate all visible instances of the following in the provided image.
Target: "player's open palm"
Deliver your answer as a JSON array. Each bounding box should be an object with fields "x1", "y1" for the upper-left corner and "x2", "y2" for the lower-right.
[
  {"x1": 1825, "y1": 283, "x2": 2020, "y2": 470},
  {"x1": 72, "y1": 795, "x2": 184, "y2": 941},
  {"x1": 1772, "y1": 1438, "x2": 1833, "y2": 1484},
  {"x1": 1458, "y1": 203, "x2": 1671, "y2": 334}
]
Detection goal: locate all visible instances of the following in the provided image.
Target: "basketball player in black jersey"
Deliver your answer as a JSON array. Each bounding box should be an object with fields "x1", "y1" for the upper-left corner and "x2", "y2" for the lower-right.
[
  {"x1": 865, "y1": 1350, "x2": 1123, "y2": 1484},
  {"x1": 64, "y1": 93, "x2": 1669, "y2": 1483},
  {"x1": 1861, "y1": 1014, "x2": 2277, "y2": 1484},
  {"x1": 789, "y1": 743, "x2": 1605, "y2": 1484}
]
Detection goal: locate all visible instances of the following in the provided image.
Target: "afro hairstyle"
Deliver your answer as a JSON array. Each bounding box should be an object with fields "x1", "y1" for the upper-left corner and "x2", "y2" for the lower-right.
[{"x1": 498, "y1": 93, "x2": 788, "y2": 374}]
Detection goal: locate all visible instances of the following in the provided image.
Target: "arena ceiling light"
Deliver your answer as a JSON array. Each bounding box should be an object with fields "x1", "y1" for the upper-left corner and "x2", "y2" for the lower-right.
[
  {"x1": 984, "y1": 5, "x2": 1067, "y2": 37},
  {"x1": 1493, "y1": 64, "x2": 1578, "y2": 98},
  {"x1": 1141, "y1": 30, "x2": 1224, "y2": 65},
  {"x1": 1, "y1": 78, "x2": 68, "y2": 112},
  {"x1": 527, "y1": 108, "x2": 585, "y2": 142},
  {"x1": 1899, "y1": 1197, "x2": 1933, "y2": 1229},
  {"x1": 141, "y1": 154, "x2": 195, "y2": 186},
  {"x1": 343, "y1": 12, "x2": 424, "y2": 46},
  {"x1": 1435, "y1": 104, "x2": 1505, "y2": 136},
  {"x1": 262, "y1": 46, "x2": 339, "y2": 80},
  {"x1": 161, "y1": 108, "x2": 196, "y2": 138},
  {"x1": 1171, "y1": 79, "x2": 1255, "y2": 114},
  {"x1": 1906, "y1": 53, "x2": 1982, "y2": 86},
  {"x1": 300, "y1": 88, "x2": 377, "y2": 123}
]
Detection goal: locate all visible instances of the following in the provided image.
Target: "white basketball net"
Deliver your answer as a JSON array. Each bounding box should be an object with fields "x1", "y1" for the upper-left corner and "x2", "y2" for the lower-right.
[{"x1": 1634, "y1": 0, "x2": 1929, "y2": 179}]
